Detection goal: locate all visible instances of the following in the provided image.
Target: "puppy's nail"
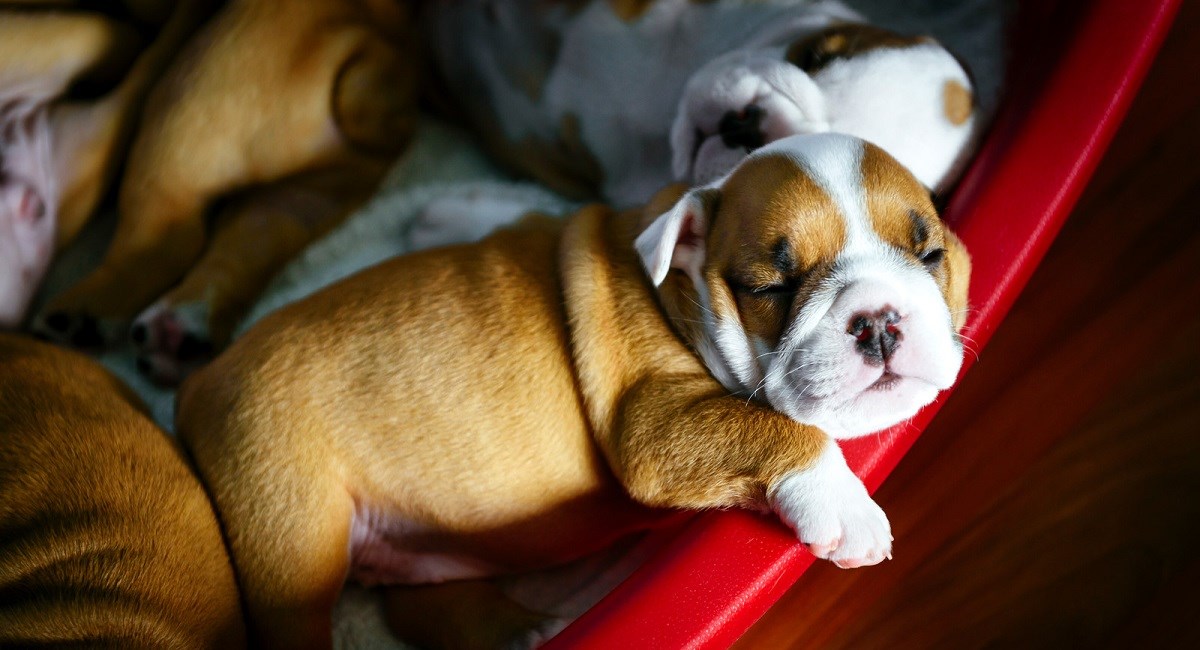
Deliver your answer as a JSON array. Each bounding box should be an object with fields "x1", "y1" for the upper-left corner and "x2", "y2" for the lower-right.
[
  {"x1": 69, "y1": 316, "x2": 104, "y2": 349},
  {"x1": 44, "y1": 311, "x2": 71, "y2": 333},
  {"x1": 130, "y1": 323, "x2": 148, "y2": 345},
  {"x1": 177, "y1": 333, "x2": 214, "y2": 361}
]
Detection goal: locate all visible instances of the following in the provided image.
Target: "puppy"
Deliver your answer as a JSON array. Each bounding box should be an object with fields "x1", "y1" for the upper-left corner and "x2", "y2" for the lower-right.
[
  {"x1": 177, "y1": 133, "x2": 970, "y2": 648},
  {"x1": 674, "y1": 23, "x2": 977, "y2": 192},
  {"x1": 0, "y1": 333, "x2": 244, "y2": 647},
  {"x1": 0, "y1": 1, "x2": 213, "y2": 329},
  {"x1": 426, "y1": 0, "x2": 976, "y2": 207},
  {"x1": 28, "y1": 0, "x2": 419, "y2": 385}
]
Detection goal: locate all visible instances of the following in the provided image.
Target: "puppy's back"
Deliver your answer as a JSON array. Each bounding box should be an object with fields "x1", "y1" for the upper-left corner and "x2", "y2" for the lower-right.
[{"x1": 0, "y1": 335, "x2": 245, "y2": 648}]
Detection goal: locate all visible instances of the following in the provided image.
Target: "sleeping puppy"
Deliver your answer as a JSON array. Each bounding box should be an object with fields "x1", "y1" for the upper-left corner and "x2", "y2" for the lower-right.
[
  {"x1": 426, "y1": 0, "x2": 977, "y2": 207},
  {"x1": 0, "y1": 1, "x2": 213, "y2": 329},
  {"x1": 176, "y1": 133, "x2": 970, "y2": 648},
  {"x1": 674, "y1": 22, "x2": 977, "y2": 192},
  {"x1": 28, "y1": 0, "x2": 419, "y2": 385},
  {"x1": 0, "y1": 333, "x2": 244, "y2": 647}
]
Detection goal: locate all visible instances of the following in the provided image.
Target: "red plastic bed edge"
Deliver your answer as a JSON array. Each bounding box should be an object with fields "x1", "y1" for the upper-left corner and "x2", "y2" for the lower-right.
[{"x1": 543, "y1": 0, "x2": 1182, "y2": 648}]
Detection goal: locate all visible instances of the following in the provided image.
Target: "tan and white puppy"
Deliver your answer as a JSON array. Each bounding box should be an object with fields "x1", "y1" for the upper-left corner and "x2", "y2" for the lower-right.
[
  {"x1": 427, "y1": 0, "x2": 976, "y2": 207},
  {"x1": 178, "y1": 133, "x2": 969, "y2": 648},
  {"x1": 0, "y1": 333, "x2": 244, "y2": 647}
]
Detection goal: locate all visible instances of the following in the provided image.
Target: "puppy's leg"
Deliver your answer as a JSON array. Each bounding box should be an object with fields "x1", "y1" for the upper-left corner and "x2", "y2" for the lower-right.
[
  {"x1": 131, "y1": 166, "x2": 380, "y2": 384},
  {"x1": 181, "y1": 408, "x2": 353, "y2": 650},
  {"x1": 384, "y1": 580, "x2": 564, "y2": 650},
  {"x1": 608, "y1": 375, "x2": 892, "y2": 568},
  {"x1": 28, "y1": 0, "x2": 219, "y2": 344},
  {"x1": 36, "y1": 11, "x2": 415, "y2": 348}
]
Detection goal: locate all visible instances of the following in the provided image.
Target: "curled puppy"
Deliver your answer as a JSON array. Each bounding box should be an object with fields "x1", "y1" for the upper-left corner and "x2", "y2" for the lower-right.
[
  {"x1": 30, "y1": 0, "x2": 420, "y2": 385},
  {"x1": 0, "y1": 1, "x2": 213, "y2": 329},
  {"x1": 177, "y1": 133, "x2": 969, "y2": 647},
  {"x1": 0, "y1": 333, "x2": 244, "y2": 647}
]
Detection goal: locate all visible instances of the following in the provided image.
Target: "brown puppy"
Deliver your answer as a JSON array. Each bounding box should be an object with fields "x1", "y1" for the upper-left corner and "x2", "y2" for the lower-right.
[
  {"x1": 0, "y1": 333, "x2": 244, "y2": 647},
  {"x1": 178, "y1": 133, "x2": 970, "y2": 648},
  {"x1": 31, "y1": 0, "x2": 419, "y2": 385},
  {"x1": 0, "y1": 1, "x2": 214, "y2": 329}
]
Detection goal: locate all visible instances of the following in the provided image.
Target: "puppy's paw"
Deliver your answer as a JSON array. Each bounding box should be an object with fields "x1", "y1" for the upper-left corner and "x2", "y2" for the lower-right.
[
  {"x1": 130, "y1": 300, "x2": 214, "y2": 385},
  {"x1": 770, "y1": 441, "x2": 892, "y2": 569},
  {"x1": 408, "y1": 191, "x2": 543, "y2": 252},
  {"x1": 672, "y1": 49, "x2": 829, "y2": 184},
  {"x1": 30, "y1": 308, "x2": 120, "y2": 350}
]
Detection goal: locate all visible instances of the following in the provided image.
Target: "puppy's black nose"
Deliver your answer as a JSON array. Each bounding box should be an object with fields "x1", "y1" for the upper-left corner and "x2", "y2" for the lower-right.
[
  {"x1": 849, "y1": 309, "x2": 901, "y2": 364},
  {"x1": 718, "y1": 104, "x2": 767, "y2": 151}
]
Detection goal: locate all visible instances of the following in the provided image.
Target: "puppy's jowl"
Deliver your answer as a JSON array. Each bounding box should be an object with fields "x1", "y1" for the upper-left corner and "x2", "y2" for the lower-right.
[{"x1": 179, "y1": 134, "x2": 969, "y2": 648}]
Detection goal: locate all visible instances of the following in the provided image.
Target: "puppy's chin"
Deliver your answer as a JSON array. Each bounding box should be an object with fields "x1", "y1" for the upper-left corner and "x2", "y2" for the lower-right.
[{"x1": 772, "y1": 373, "x2": 942, "y2": 439}]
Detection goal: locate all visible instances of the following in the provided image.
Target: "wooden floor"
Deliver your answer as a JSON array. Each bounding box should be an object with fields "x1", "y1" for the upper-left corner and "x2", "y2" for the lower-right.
[{"x1": 736, "y1": 3, "x2": 1200, "y2": 649}]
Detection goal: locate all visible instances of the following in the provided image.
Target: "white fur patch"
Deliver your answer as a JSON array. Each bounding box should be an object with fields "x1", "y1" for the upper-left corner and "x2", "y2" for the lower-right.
[{"x1": 769, "y1": 438, "x2": 891, "y2": 568}]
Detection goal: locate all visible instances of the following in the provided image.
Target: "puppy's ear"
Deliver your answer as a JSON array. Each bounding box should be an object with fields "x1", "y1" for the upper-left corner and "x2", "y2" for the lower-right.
[
  {"x1": 941, "y1": 227, "x2": 972, "y2": 331},
  {"x1": 635, "y1": 189, "x2": 718, "y2": 287}
]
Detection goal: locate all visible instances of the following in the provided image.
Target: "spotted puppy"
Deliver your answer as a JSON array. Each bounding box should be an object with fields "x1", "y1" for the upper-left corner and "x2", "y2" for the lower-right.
[
  {"x1": 177, "y1": 133, "x2": 969, "y2": 648},
  {"x1": 427, "y1": 0, "x2": 977, "y2": 207}
]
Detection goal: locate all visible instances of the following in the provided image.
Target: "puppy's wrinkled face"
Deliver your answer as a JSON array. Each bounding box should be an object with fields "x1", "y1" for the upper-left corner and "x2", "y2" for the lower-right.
[{"x1": 638, "y1": 133, "x2": 970, "y2": 438}]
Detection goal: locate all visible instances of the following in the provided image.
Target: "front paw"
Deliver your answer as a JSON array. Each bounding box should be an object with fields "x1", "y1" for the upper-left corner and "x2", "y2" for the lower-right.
[{"x1": 770, "y1": 442, "x2": 892, "y2": 568}]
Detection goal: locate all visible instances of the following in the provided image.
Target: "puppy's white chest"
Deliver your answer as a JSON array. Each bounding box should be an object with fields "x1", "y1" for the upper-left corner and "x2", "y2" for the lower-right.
[{"x1": 348, "y1": 504, "x2": 499, "y2": 586}]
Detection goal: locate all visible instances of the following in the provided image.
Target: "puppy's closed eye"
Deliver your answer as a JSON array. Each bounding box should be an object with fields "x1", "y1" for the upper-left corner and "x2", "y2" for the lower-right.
[{"x1": 919, "y1": 248, "x2": 945, "y2": 271}]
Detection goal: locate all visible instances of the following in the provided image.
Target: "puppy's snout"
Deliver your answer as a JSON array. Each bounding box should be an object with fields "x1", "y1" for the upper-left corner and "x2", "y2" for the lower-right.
[
  {"x1": 848, "y1": 308, "x2": 901, "y2": 364},
  {"x1": 718, "y1": 104, "x2": 767, "y2": 151}
]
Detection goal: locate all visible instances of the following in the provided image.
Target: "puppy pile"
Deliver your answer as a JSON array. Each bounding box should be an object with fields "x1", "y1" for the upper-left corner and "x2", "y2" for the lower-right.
[{"x1": 0, "y1": 1, "x2": 998, "y2": 648}]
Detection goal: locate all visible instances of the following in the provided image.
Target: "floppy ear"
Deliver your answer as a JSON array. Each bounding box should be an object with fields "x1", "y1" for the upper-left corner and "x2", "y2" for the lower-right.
[{"x1": 635, "y1": 189, "x2": 717, "y2": 287}]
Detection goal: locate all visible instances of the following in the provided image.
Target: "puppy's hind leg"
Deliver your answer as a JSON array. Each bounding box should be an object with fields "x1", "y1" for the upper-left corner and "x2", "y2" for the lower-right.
[{"x1": 179, "y1": 389, "x2": 354, "y2": 650}]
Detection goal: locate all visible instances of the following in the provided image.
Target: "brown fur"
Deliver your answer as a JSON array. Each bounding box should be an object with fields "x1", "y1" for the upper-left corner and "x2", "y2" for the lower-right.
[
  {"x1": 943, "y1": 79, "x2": 974, "y2": 126},
  {"x1": 35, "y1": 0, "x2": 421, "y2": 363},
  {"x1": 0, "y1": 334, "x2": 244, "y2": 647},
  {"x1": 0, "y1": 2, "x2": 216, "y2": 249}
]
